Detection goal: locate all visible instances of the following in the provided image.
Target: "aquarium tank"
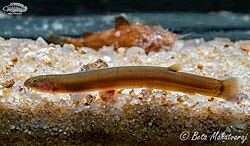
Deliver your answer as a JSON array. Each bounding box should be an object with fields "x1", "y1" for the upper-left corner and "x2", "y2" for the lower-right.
[{"x1": 0, "y1": 0, "x2": 249, "y2": 145}]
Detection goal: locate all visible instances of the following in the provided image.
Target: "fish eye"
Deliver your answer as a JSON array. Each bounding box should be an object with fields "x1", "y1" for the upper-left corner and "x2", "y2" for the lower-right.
[{"x1": 33, "y1": 79, "x2": 37, "y2": 82}]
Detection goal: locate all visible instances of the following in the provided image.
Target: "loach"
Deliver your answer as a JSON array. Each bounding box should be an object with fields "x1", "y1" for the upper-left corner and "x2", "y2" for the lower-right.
[{"x1": 24, "y1": 65, "x2": 239, "y2": 101}]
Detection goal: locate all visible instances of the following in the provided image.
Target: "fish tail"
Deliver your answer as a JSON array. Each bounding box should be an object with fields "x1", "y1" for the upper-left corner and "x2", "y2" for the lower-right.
[{"x1": 221, "y1": 77, "x2": 239, "y2": 101}]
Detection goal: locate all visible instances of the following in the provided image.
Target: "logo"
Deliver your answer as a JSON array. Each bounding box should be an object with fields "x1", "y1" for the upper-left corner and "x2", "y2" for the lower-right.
[{"x1": 2, "y1": 2, "x2": 28, "y2": 15}]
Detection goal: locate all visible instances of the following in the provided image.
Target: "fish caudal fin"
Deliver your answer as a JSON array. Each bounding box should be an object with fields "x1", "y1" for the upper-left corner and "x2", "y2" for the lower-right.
[{"x1": 221, "y1": 77, "x2": 240, "y2": 102}]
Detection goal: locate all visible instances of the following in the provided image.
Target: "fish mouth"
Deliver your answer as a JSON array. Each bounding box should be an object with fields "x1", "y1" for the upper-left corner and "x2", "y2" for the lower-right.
[
  {"x1": 23, "y1": 80, "x2": 29, "y2": 87},
  {"x1": 23, "y1": 79, "x2": 34, "y2": 88}
]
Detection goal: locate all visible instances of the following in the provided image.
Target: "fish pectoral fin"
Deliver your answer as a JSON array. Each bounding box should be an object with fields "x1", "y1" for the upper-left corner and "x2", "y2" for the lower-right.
[
  {"x1": 82, "y1": 32, "x2": 94, "y2": 38},
  {"x1": 167, "y1": 64, "x2": 182, "y2": 72},
  {"x1": 114, "y1": 16, "x2": 130, "y2": 28}
]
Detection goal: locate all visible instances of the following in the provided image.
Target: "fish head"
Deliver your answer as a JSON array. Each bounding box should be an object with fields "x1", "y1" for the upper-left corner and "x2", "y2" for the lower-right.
[{"x1": 24, "y1": 76, "x2": 53, "y2": 92}]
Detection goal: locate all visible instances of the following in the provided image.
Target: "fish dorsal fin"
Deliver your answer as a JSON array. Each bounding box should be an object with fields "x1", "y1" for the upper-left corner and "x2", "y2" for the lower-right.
[
  {"x1": 82, "y1": 32, "x2": 94, "y2": 38},
  {"x1": 114, "y1": 16, "x2": 130, "y2": 28},
  {"x1": 167, "y1": 64, "x2": 182, "y2": 72}
]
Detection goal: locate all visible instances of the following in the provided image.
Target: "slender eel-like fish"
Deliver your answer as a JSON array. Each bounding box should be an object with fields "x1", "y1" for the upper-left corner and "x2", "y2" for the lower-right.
[{"x1": 24, "y1": 65, "x2": 239, "y2": 101}]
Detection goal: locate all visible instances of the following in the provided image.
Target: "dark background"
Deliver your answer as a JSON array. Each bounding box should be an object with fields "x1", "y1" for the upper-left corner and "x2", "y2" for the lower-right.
[{"x1": 0, "y1": 0, "x2": 250, "y2": 15}]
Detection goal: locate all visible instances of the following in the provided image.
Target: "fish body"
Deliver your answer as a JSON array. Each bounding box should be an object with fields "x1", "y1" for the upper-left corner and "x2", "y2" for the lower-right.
[
  {"x1": 24, "y1": 66, "x2": 239, "y2": 101},
  {"x1": 2, "y1": 3, "x2": 27, "y2": 13},
  {"x1": 49, "y1": 16, "x2": 176, "y2": 53}
]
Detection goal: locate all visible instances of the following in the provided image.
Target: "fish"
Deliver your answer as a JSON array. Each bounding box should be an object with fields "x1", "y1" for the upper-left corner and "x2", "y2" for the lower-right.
[
  {"x1": 2, "y1": 3, "x2": 27, "y2": 13},
  {"x1": 48, "y1": 16, "x2": 177, "y2": 53},
  {"x1": 24, "y1": 65, "x2": 239, "y2": 101}
]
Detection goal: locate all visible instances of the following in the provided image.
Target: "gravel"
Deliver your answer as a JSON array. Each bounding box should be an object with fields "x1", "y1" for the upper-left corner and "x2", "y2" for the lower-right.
[{"x1": 0, "y1": 37, "x2": 249, "y2": 145}]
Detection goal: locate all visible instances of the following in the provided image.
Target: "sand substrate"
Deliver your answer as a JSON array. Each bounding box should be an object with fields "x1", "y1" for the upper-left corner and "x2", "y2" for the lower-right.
[{"x1": 0, "y1": 37, "x2": 249, "y2": 145}]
